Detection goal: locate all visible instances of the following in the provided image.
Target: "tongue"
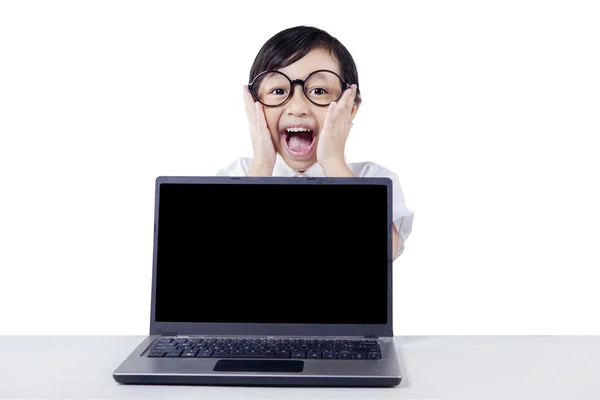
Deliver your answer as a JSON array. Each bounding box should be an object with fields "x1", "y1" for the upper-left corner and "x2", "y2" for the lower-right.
[{"x1": 288, "y1": 131, "x2": 312, "y2": 152}]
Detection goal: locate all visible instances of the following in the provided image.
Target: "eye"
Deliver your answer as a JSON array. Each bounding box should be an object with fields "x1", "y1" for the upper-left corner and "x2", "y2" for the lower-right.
[
  {"x1": 309, "y1": 88, "x2": 328, "y2": 96},
  {"x1": 269, "y1": 88, "x2": 287, "y2": 96}
]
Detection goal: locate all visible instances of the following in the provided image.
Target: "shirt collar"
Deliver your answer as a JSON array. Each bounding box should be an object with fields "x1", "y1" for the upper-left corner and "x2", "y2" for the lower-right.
[{"x1": 272, "y1": 154, "x2": 325, "y2": 177}]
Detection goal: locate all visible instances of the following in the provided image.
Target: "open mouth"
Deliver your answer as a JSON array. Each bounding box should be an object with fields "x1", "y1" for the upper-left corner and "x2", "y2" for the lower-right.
[{"x1": 281, "y1": 126, "x2": 317, "y2": 157}]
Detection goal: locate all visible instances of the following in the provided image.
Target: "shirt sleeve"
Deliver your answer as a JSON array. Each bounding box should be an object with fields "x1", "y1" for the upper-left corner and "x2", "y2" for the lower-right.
[
  {"x1": 353, "y1": 162, "x2": 414, "y2": 258},
  {"x1": 388, "y1": 172, "x2": 414, "y2": 258},
  {"x1": 215, "y1": 158, "x2": 251, "y2": 176}
]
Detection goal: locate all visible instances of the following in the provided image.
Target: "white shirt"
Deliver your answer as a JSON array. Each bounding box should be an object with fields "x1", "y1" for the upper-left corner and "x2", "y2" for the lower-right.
[{"x1": 216, "y1": 154, "x2": 414, "y2": 258}]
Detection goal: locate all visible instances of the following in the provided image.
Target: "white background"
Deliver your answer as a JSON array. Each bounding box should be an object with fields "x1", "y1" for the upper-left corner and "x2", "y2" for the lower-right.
[{"x1": 1, "y1": 0, "x2": 598, "y2": 335}]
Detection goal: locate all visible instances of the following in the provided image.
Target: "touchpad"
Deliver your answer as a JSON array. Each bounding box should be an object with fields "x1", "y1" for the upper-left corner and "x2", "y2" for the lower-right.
[{"x1": 213, "y1": 359, "x2": 304, "y2": 373}]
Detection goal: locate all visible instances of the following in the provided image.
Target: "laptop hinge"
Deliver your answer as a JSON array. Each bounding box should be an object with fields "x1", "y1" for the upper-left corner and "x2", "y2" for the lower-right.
[
  {"x1": 364, "y1": 333, "x2": 379, "y2": 338},
  {"x1": 161, "y1": 332, "x2": 178, "y2": 337}
]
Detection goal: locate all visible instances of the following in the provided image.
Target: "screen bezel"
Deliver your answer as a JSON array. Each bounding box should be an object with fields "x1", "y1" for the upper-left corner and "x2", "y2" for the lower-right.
[{"x1": 149, "y1": 175, "x2": 394, "y2": 337}]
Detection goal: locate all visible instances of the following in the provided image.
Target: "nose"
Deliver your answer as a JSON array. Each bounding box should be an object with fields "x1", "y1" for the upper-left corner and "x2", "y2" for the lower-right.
[{"x1": 285, "y1": 84, "x2": 310, "y2": 116}]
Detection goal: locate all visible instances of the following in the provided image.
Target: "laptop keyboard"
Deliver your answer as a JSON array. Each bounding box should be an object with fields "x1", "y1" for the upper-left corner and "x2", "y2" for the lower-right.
[{"x1": 147, "y1": 337, "x2": 381, "y2": 360}]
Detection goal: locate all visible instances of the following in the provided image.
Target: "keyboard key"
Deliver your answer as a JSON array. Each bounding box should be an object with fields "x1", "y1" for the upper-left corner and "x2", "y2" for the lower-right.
[
  {"x1": 147, "y1": 337, "x2": 381, "y2": 360},
  {"x1": 213, "y1": 352, "x2": 290, "y2": 358}
]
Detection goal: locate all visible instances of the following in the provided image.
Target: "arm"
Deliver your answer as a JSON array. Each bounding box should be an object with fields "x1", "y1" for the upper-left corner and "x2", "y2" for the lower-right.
[
  {"x1": 322, "y1": 161, "x2": 401, "y2": 260},
  {"x1": 392, "y1": 225, "x2": 400, "y2": 261}
]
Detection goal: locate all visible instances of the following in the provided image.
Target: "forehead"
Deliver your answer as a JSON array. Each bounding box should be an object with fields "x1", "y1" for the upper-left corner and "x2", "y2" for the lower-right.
[{"x1": 277, "y1": 48, "x2": 341, "y2": 79}]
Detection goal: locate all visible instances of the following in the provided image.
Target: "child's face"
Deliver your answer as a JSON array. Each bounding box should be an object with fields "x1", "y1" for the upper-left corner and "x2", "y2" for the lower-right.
[{"x1": 262, "y1": 48, "x2": 359, "y2": 171}]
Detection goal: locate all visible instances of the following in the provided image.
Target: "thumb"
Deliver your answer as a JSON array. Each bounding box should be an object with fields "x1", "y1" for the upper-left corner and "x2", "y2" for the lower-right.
[{"x1": 349, "y1": 122, "x2": 354, "y2": 131}]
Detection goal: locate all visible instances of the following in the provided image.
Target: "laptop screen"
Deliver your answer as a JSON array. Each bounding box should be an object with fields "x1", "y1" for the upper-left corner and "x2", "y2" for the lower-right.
[{"x1": 154, "y1": 181, "x2": 389, "y2": 325}]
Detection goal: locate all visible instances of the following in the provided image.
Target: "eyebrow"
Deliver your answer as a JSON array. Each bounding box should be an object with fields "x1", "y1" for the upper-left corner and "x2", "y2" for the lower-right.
[{"x1": 307, "y1": 72, "x2": 330, "y2": 79}]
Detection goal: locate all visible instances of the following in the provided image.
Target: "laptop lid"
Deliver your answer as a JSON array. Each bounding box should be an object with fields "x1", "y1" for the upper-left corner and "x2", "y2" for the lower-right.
[{"x1": 149, "y1": 176, "x2": 394, "y2": 338}]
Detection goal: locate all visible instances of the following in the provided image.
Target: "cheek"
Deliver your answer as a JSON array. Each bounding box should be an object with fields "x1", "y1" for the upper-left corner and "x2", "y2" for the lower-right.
[
  {"x1": 264, "y1": 110, "x2": 281, "y2": 142},
  {"x1": 315, "y1": 110, "x2": 329, "y2": 132}
]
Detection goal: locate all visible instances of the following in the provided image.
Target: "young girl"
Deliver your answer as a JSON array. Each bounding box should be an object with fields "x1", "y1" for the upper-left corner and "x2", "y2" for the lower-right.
[{"x1": 217, "y1": 25, "x2": 414, "y2": 260}]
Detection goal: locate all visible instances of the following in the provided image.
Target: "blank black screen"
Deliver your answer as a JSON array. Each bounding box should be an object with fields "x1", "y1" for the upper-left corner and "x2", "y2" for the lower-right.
[{"x1": 155, "y1": 182, "x2": 389, "y2": 324}]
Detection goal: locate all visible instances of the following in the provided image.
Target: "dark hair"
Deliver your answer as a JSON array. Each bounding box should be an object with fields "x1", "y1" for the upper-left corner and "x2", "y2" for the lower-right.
[{"x1": 249, "y1": 26, "x2": 362, "y2": 103}]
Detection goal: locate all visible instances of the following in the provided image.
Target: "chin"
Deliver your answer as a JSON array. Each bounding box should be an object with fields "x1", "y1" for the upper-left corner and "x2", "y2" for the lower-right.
[{"x1": 281, "y1": 155, "x2": 317, "y2": 172}]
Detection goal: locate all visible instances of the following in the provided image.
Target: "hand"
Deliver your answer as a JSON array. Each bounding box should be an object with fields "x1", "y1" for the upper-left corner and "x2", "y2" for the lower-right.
[
  {"x1": 243, "y1": 85, "x2": 277, "y2": 169},
  {"x1": 316, "y1": 84, "x2": 357, "y2": 168}
]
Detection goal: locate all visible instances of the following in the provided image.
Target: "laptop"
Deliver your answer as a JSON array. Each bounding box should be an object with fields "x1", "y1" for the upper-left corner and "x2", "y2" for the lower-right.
[{"x1": 112, "y1": 175, "x2": 402, "y2": 387}]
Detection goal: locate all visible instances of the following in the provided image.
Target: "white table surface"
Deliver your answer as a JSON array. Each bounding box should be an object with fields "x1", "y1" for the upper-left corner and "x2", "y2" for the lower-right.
[{"x1": 0, "y1": 335, "x2": 598, "y2": 399}]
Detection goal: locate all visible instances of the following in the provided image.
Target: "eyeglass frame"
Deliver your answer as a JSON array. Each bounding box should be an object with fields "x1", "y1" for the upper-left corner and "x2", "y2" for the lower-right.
[{"x1": 248, "y1": 69, "x2": 354, "y2": 107}]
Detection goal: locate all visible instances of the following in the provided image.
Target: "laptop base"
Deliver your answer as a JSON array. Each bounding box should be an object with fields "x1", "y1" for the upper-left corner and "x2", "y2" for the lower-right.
[{"x1": 113, "y1": 373, "x2": 401, "y2": 387}]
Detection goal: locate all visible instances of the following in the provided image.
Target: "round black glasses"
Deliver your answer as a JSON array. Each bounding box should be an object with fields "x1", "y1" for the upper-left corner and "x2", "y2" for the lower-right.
[{"x1": 248, "y1": 69, "x2": 352, "y2": 107}]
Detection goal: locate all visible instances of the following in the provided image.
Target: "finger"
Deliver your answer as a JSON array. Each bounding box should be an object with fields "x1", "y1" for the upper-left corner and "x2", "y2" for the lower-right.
[
  {"x1": 335, "y1": 87, "x2": 351, "y2": 114},
  {"x1": 340, "y1": 89, "x2": 353, "y2": 117},
  {"x1": 323, "y1": 101, "x2": 337, "y2": 128},
  {"x1": 347, "y1": 84, "x2": 357, "y2": 111},
  {"x1": 255, "y1": 102, "x2": 269, "y2": 133},
  {"x1": 243, "y1": 85, "x2": 254, "y2": 107},
  {"x1": 343, "y1": 84, "x2": 357, "y2": 112},
  {"x1": 243, "y1": 85, "x2": 256, "y2": 119},
  {"x1": 335, "y1": 88, "x2": 349, "y2": 111}
]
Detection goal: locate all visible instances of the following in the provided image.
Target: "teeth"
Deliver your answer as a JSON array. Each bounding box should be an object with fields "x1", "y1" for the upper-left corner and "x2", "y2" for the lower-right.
[{"x1": 286, "y1": 127, "x2": 312, "y2": 133}]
